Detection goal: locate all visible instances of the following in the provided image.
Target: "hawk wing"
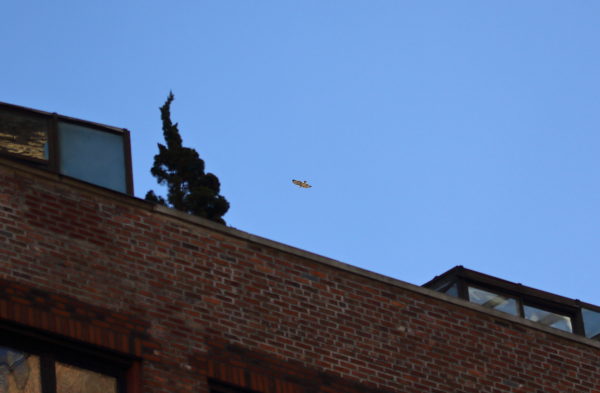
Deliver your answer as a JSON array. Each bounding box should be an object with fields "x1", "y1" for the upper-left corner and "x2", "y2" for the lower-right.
[{"x1": 292, "y1": 179, "x2": 312, "y2": 188}]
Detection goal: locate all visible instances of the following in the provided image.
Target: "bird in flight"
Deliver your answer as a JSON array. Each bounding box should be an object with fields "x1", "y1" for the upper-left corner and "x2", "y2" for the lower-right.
[{"x1": 292, "y1": 179, "x2": 312, "y2": 188}]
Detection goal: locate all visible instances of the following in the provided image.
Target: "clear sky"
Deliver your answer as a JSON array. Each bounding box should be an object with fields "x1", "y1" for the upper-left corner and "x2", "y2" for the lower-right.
[{"x1": 3, "y1": 1, "x2": 599, "y2": 305}]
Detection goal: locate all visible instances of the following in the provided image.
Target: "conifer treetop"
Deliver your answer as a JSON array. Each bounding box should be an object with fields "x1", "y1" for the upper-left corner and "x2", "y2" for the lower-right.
[{"x1": 145, "y1": 92, "x2": 229, "y2": 225}]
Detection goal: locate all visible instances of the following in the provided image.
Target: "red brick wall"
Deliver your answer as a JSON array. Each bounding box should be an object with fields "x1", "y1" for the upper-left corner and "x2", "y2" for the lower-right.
[{"x1": 1, "y1": 160, "x2": 600, "y2": 393}]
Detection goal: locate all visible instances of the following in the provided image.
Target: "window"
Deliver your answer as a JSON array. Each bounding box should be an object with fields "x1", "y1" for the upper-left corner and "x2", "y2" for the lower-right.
[
  {"x1": 57, "y1": 121, "x2": 127, "y2": 193},
  {"x1": 424, "y1": 267, "x2": 599, "y2": 339},
  {"x1": 0, "y1": 326, "x2": 129, "y2": 393},
  {"x1": 209, "y1": 381, "x2": 260, "y2": 393},
  {"x1": 467, "y1": 286, "x2": 519, "y2": 316},
  {"x1": 55, "y1": 361, "x2": 117, "y2": 393},
  {"x1": 523, "y1": 304, "x2": 572, "y2": 333},
  {"x1": 443, "y1": 283, "x2": 458, "y2": 297},
  {"x1": 0, "y1": 346, "x2": 42, "y2": 392},
  {"x1": 0, "y1": 102, "x2": 133, "y2": 195},
  {"x1": 0, "y1": 107, "x2": 49, "y2": 161},
  {"x1": 582, "y1": 308, "x2": 600, "y2": 340},
  {"x1": 427, "y1": 280, "x2": 458, "y2": 297}
]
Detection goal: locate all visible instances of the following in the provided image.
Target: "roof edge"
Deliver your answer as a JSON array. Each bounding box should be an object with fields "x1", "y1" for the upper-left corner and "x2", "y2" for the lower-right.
[{"x1": 0, "y1": 101, "x2": 128, "y2": 134}]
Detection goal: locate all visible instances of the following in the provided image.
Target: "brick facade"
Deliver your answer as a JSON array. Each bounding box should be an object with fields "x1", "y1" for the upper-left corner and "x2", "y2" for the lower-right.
[{"x1": 1, "y1": 158, "x2": 600, "y2": 393}]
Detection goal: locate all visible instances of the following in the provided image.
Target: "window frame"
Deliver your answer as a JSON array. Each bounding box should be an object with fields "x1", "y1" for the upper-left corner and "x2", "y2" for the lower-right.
[{"x1": 0, "y1": 321, "x2": 132, "y2": 393}]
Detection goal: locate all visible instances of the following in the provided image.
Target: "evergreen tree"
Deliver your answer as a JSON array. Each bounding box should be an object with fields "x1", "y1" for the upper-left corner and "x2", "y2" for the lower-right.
[{"x1": 145, "y1": 92, "x2": 229, "y2": 224}]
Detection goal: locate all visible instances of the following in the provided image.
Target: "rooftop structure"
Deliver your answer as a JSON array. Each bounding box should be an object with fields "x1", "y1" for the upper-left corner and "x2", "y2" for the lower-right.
[
  {"x1": 423, "y1": 266, "x2": 600, "y2": 340},
  {"x1": 0, "y1": 101, "x2": 133, "y2": 194}
]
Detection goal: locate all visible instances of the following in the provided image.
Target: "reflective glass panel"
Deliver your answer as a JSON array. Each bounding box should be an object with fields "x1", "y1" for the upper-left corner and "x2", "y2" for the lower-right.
[
  {"x1": 523, "y1": 304, "x2": 572, "y2": 332},
  {"x1": 0, "y1": 108, "x2": 48, "y2": 161},
  {"x1": 468, "y1": 287, "x2": 518, "y2": 315},
  {"x1": 0, "y1": 346, "x2": 41, "y2": 393},
  {"x1": 58, "y1": 122, "x2": 126, "y2": 193},
  {"x1": 444, "y1": 283, "x2": 458, "y2": 297},
  {"x1": 582, "y1": 308, "x2": 600, "y2": 340},
  {"x1": 56, "y1": 362, "x2": 116, "y2": 393}
]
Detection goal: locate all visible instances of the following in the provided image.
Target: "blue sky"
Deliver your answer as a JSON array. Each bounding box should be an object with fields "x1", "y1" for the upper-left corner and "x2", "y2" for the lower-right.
[{"x1": 3, "y1": 1, "x2": 600, "y2": 305}]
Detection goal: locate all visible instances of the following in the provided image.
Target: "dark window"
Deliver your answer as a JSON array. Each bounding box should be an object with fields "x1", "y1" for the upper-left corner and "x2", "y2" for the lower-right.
[
  {"x1": 209, "y1": 380, "x2": 261, "y2": 393},
  {"x1": 444, "y1": 283, "x2": 458, "y2": 297},
  {"x1": 0, "y1": 325, "x2": 129, "y2": 393},
  {"x1": 0, "y1": 107, "x2": 49, "y2": 161},
  {"x1": 582, "y1": 308, "x2": 600, "y2": 340}
]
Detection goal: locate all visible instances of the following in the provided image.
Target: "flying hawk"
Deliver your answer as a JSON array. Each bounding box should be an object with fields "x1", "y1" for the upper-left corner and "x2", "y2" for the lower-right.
[{"x1": 292, "y1": 179, "x2": 312, "y2": 188}]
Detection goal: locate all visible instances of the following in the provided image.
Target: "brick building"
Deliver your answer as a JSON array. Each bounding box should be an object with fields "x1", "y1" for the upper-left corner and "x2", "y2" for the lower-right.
[{"x1": 1, "y1": 102, "x2": 600, "y2": 393}]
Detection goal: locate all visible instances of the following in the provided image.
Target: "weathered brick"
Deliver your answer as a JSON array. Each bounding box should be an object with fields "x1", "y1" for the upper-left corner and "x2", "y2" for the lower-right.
[{"x1": 1, "y1": 160, "x2": 600, "y2": 393}]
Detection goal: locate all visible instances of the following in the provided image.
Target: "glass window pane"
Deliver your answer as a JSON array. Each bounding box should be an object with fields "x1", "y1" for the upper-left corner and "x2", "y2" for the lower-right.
[
  {"x1": 582, "y1": 308, "x2": 600, "y2": 340},
  {"x1": 58, "y1": 122, "x2": 126, "y2": 193},
  {"x1": 56, "y1": 362, "x2": 116, "y2": 393},
  {"x1": 468, "y1": 287, "x2": 518, "y2": 316},
  {"x1": 0, "y1": 108, "x2": 48, "y2": 161},
  {"x1": 0, "y1": 346, "x2": 41, "y2": 393},
  {"x1": 444, "y1": 283, "x2": 458, "y2": 297},
  {"x1": 523, "y1": 304, "x2": 572, "y2": 333}
]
